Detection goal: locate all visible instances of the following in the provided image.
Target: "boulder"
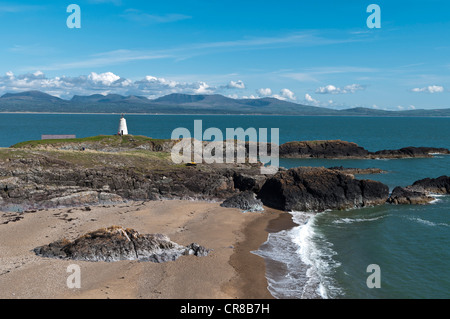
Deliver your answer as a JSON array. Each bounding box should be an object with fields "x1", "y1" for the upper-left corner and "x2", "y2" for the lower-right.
[
  {"x1": 410, "y1": 175, "x2": 450, "y2": 194},
  {"x1": 257, "y1": 167, "x2": 389, "y2": 212},
  {"x1": 34, "y1": 226, "x2": 210, "y2": 262},
  {"x1": 220, "y1": 190, "x2": 264, "y2": 212},
  {"x1": 279, "y1": 140, "x2": 369, "y2": 158},
  {"x1": 386, "y1": 186, "x2": 435, "y2": 205}
]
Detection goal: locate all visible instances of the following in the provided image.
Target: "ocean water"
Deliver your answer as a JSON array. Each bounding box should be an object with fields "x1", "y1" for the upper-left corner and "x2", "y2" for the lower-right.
[{"x1": 0, "y1": 114, "x2": 449, "y2": 299}]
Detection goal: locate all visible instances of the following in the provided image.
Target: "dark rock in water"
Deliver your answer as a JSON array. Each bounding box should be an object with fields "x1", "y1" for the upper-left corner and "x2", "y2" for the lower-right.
[
  {"x1": 373, "y1": 147, "x2": 450, "y2": 158},
  {"x1": 278, "y1": 140, "x2": 449, "y2": 159},
  {"x1": 387, "y1": 175, "x2": 449, "y2": 205},
  {"x1": 33, "y1": 226, "x2": 210, "y2": 262},
  {"x1": 386, "y1": 186, "x2": 435, "y2": 205},
  {"x1": 410, "y1": 175, "x2": 450, "y2": 194},
  {"x1": 220, "y1": 190, "x2": 264, "y2": 212},
  {"x1": 257, "y1": 167, "x2": 389, "y2": 212},
  {"x1": 279, "y1": 140, "x2": 369, "y2": 158}
]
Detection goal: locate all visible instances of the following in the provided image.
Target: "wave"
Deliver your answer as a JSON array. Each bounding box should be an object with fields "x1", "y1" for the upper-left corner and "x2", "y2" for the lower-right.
[
  {"x1": 408, "y1": 217, "x2": 450, "y2": 228},
  {"x1": 332, "y1": 215, "x2": 386, "y2": 224},
  {"x1": 254, "y1": 211, "x2": 343, "y2": 299}
]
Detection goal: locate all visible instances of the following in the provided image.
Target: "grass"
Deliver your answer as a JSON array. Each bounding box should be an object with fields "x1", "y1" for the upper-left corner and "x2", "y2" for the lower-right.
[
  {"x1": 2, "y1": 134, "x2": 183, "y2": 174},
  {"x1": 11, "y1": 134, "x2": 173, "y2": 149}
]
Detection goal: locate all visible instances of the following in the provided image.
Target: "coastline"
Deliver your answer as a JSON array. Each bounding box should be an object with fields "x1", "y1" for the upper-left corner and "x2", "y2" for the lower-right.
[
  {"x1": 0, "y1": 199, "x2": 283, "y2": 299},
  {"x1": 1, "y1": 112, "x2": 449, "y2": 118}
]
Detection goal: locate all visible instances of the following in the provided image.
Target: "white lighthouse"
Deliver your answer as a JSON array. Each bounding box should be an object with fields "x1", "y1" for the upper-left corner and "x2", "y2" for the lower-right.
[{"x1": 118, "y1": 114, "x2": 128, "y2": 135}]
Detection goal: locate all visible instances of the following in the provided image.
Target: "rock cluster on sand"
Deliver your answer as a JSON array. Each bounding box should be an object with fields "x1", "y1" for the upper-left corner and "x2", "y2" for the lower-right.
[
  {"x1": 257, "y1": 167, "x2": 389, "y2": 211},
  {"x1": 220, "y1": 190, "x2": 264, "y2": 212},
  {"x1": 34, "y1": 226, "x2": 209, "y2": 262}
]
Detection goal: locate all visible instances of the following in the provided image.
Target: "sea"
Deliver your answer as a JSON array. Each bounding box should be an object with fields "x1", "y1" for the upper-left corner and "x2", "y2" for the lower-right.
[{"x1": 0, "y1": 113, "x2": 449, "y2": 299}]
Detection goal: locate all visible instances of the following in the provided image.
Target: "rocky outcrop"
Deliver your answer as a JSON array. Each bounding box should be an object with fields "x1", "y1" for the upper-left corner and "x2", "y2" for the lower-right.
[
  {"x1": 279, "y1": 140, "x2": 369, "y2": 158},
  {"x1": 279, "y1": 140, "x2": 449, "y2": 159},
  {"x1": 387, "y1": 176, "x2": 449, "y2": 205},
  {"x1": 220, "y1": 190, "x2": 264, "y2": 212},
  {"x1": 257, "y1": 167, "x2": 389, "y2": 212},
  {"x1": 0, "y1": 155, "x2": 258, "y2": 211},
  {"x1": 232, "y1": 171, "x2": 268, "y2": 193},
  {"x1": 409, "y1": 175, "x2": 450, "y2": 194},
  {"x1": 386, "y1": 187, "x2": 435, "y2": 205},
  {"x1": 34, "y1": 226, "x2": 209, "y2": 262},
  {"x1": 372, "y1": 147, "x2": 450, "y2": 158},
  {"x1": 328, "y1": 166, "x2": 386, "y2": 175}
]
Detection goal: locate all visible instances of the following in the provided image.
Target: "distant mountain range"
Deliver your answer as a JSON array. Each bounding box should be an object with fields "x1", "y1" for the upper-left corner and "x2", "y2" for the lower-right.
[{"x1": 0, "y1": 90, "x2": 449, "y2": 116}]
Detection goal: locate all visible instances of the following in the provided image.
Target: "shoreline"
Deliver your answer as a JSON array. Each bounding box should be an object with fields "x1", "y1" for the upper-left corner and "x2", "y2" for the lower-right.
[
  {"x1": 225, "y1": 208, "x2": 296, "y2": 299},
  {"x1": 0, "y1": 199, "x2": 284, "y2": 299}
]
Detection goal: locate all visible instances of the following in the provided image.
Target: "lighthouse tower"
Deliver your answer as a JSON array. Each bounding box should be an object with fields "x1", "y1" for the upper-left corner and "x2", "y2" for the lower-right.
[{"x1": 118, "y1": 114, "x2": 128, "y2": 135}]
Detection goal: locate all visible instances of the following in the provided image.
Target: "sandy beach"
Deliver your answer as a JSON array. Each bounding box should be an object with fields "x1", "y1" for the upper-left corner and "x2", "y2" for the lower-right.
[{"x1": 0, "y1": 199, "x2": 293, "y2": 299}]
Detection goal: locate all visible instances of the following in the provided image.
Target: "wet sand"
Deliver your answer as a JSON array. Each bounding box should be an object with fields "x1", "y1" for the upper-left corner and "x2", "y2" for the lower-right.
[{"x1": 0, "y1": 200, "x2": 286, "y2": 299}]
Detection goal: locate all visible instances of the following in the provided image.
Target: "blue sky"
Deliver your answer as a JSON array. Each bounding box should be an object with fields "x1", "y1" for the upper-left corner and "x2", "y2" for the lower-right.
[{"x1": 1, "y1": 0, "x2": 450, "y2": 110}]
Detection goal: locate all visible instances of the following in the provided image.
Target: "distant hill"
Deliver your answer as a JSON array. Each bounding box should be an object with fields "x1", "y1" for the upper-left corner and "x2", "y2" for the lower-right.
[
  {"x1": 1, "y1": 90, "x2": 63, "y2": 103},
  {"x1": 0, "y1": 90, "x2": 449, "y2": 116}
]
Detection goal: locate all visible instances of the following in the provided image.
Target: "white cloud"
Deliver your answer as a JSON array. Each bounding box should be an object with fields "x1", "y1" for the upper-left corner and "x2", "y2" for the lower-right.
[
  {"x1": 316, "y1": 84, "x2": 338, "y2": 94},
  {"x1": 225, "y1": 80, "x2": 245, "y2": 89},
  {"x1": 304, "y1": 93, "x2": 319, "y2": 106},
  {"x1": 279, "y1": 88, "x2": 296, "y2": 101},
  {"x1": 257, "y1": 88, "x2": 272, "y2": 97},
  {"x1": 411, "y1": 85, "x2": 444, "y2": 93},
  {"x1": 316, "y1": 83, "x2": 365, "y2": 94},
  {"x1": 268, "y1": 88, "x2": 297, "y2": 101},
  {"x1": 0, "y1": 71, "x2": 221, "y2": 99},
  {"x1": 193, "y1": 81, "x2": 213, "y2": 94},
  {"x1": 88, "y1": 72, "x2": 120, "y2": 86},
  {"x1": 241, "y1": 95, "x2": 258, "y2": 99}
]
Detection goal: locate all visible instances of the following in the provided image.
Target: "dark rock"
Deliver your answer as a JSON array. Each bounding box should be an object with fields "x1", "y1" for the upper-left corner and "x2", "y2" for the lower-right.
[
  {"x1": 33, "y1": 226, "x2": 210, "y2": 262},
  {"x1": 279, "y1": 140, "x2": 369, "y2": 158},
  {"x1": 184, "y1": 243, "x2": 210, "y2": 257},
  {"x1": 410, "y1": 175, "x2": 450, "y2": 194},
  {"x1": 372, "y1": 147, "x2": 450, "y2": 158},
  {"x1": 232, "y1": 172, "x2": 267, "y2": 193},
  {"x1": 0, "y1": 156, "x2": 250, "y2": 211},
  {"x1": 387, "y1": 176, "x2": 449, "y2": 205},
  {"x1": 257, "y1": 167, "x2": 389, "y2": 212},
  {"x1": 220, "y1": 190, "x2": 264, "y2": 212},
  {"x1": 279, "y1": 140, "x2": 449, "y2": 159},
  {"x1": 386, "y1": 186, "x2": 435, "y2": 205}
]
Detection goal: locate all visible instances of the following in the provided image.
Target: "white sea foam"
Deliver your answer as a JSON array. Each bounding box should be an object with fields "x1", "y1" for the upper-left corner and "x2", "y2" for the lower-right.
[
  {"x1": 254, "y1": 211, "x2": 343, "y2": 299},
  {"x1": 332, "y1": 215, "x2": 385, "y2": 224},
  {"x1": 408, "y1": 217, "x2": 449, "y2": 228}
]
